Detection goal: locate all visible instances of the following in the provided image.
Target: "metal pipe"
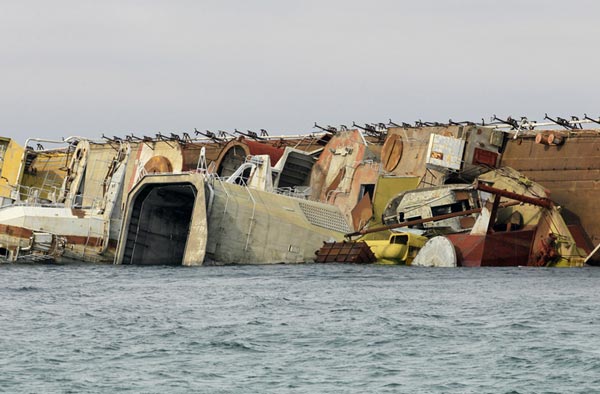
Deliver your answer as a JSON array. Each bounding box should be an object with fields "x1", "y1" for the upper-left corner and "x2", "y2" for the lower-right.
[
  {"x1": 475, "y1": 182, "x2": 553, "y2": 209},
  {"x1": 346, "y1": 207, "x2": 483, "y2": 238},
  {"x1": 357, "y1": 129, "x2": 369, "y2": 146},
  {"x1": 584, "y1": 242, "x2": 600, "y2": 265}
]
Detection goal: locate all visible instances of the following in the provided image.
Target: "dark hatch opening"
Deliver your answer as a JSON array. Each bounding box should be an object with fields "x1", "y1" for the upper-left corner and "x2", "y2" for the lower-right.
[
  {"x1": 122, "y1": 184, "x2": 196, "y2": 265},
  {"x1": 217, "y1": 146, "x2": 246, "y2": 178}
]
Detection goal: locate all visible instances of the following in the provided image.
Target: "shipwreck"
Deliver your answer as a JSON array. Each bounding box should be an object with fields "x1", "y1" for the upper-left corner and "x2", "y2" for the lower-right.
[{"x1": 0, "y1": 114, "x2": 598, "y2": 266}]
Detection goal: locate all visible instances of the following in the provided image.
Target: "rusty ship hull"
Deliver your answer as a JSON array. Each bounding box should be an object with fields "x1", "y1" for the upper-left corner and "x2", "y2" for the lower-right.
[
  {"x1": 447, "y1": 230, "x2": 535, "y2": 267},
  {"x1": 0, "y1": 117, "x2": 599, "y2": 266},
  {"x1": 501, "y1": 131, "x2": 600, "y2": 250}
]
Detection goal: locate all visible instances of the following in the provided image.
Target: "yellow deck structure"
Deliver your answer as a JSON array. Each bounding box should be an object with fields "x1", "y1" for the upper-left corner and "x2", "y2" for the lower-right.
[
  {"x1": 0, "y1": 137, "x2": 24, "y2": 204},
  {"x1": 365, "y1": 232, "x2": 427, "y2": 265}
]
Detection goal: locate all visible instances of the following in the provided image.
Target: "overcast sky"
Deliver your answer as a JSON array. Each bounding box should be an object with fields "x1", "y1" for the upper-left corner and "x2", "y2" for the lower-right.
[{"x1": 1, "y1": 0, "x2": 598, "y2": 143}]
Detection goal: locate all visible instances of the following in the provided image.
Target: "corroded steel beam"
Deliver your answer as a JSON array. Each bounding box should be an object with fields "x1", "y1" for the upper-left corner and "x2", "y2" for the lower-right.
[
  {"x1": 475, "y1": 182, "x2": 553, "y2": 209},
  {"x1": 346, "y1": 208, "x2": 483, "y2": 238}
]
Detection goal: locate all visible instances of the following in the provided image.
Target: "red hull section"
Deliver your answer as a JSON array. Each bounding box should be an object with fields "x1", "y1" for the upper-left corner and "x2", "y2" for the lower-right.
[{"x1": 446, "y1": 230, "x2": 535, "y2": 267}]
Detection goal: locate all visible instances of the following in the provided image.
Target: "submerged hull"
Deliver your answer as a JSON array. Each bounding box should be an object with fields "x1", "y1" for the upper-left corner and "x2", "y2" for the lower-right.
[
  {"x1": 205, "y1": 178, "x2": 348, "y2": 264},
  {"x1": 1, "y1": 123, "x2": 599, "y2": 266},
  {"x1": 447, "y1": 230, "x2": 535, "y2": 267},
  {"x1": 114, "y1": 173, "x2": 348, "y2": 265},
  {"x1": 0, "y1": 206, "x2": 113, "y2": 263}
]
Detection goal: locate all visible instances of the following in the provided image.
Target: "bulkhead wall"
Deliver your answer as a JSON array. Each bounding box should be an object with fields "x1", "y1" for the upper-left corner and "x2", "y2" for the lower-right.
[
  {"x1": 501, "y1": 131, "x2": 600, "y2": 247},
  {"x1": 309, "y1": 130, "x2": 371, "y2": 202},
  {"x1": 308, "y1": 130, "x2": 380, "y2": 224}
]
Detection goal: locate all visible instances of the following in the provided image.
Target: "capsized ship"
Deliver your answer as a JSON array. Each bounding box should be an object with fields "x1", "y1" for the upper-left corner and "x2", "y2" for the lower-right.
[
  {"x1": 0, "y1": 133, "x2": 348, "y2": 264},
  {"x1": 1, "y1": 114, "x2": 599, "y2": 266},
  {"x1": 312, "y1": 117, "x2": 599, "y2": 266},
  {"x1": 114, "y1": 156, "x2": 350, "y2": 265}
]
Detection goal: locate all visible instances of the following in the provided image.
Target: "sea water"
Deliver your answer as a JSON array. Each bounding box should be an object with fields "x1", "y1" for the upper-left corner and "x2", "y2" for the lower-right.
[{"x1": 1, "y1": 263, "x2": 599, "y2": 393}]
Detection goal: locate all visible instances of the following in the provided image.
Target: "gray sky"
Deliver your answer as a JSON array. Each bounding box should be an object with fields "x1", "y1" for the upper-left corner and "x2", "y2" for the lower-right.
[{"x1": 1, "y1": 0, "x2": 599, "y2": 143}]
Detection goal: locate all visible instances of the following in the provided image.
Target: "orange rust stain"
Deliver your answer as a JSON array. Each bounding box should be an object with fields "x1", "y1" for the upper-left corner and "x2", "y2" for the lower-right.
[
  {"x1": 325, "y1": 167, "x2": 346, "y2": 202},
  {"x1": 0, "y1": 224, "x2": 33, "y2": 238},
  {"x1": 351, "y1": 193, "x2": 374, "y2": 231},
  {"x1": 64, "y1": 235, "x2": 103, "y2": 246},
  {"x1": 71, "y1": 209, "x2": 86, "y2": 218},
  {"x1": 144, "y1": 156, "x2": 173, "y2": 174}
]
